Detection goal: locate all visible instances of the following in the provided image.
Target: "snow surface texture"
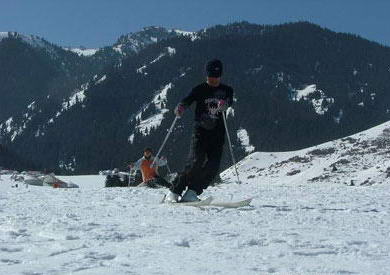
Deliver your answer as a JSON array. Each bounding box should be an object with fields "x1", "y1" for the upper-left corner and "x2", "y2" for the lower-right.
[{"x1": 2, "y1": 122, "x2": 390, "y2": 274}]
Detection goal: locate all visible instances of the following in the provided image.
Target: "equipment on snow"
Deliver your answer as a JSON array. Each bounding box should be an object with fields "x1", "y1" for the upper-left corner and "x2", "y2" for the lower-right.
[
  {"x1": 165, "y1": 191, "x2": 180, "y2": 203},
  {"x1": 164, "y1": 196, "x2": 253, "y2": 208}
]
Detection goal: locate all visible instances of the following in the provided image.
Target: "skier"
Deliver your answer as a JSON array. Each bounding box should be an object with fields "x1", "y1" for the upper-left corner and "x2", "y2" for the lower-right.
[
  {"x1": 166, "y1": 59, "x2": 234, "y2": 202},
  {"x1": 129, "y1": 147, "x2": 171, "y2": 188}
]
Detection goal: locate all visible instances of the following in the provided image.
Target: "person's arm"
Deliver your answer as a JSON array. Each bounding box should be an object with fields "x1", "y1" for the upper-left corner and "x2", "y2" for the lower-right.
[
  {"x1": 227, "y1": 87, "x2": 234, "y2": 107},
  {"x1": 130, "y1": 158, "x2": 143, "y2": 170},
  {"x1": 175, "y1": 88, "x2": 197, "y2": 116},
  {"x1": 152, "y1": 156, "x2": 167, "y2": 167},
  {"x1": 218, "y1": 87, "x2": 234, "y2": 112}
]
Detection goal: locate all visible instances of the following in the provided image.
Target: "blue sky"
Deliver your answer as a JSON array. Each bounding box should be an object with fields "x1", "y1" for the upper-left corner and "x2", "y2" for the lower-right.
[{"x1": 1, "y1": 0, "x2": 389, "y2": 48}]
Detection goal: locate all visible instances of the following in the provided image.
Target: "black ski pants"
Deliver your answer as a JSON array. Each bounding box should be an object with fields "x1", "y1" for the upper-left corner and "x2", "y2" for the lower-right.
[{"x1": 171, "y1": 127, "x2": 224, "y2": 195}]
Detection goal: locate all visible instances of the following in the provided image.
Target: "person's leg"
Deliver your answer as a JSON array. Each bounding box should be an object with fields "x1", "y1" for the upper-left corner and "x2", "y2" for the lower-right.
[
  {"x1": 170, "y1": 130, "x2": 206, "y2": 195},
  {"x1": 194, "y1": 138, "x2": 224, "y2": 194},
  {"x1": 155, "y1": 175, "x2": 172, "y2": 188}
]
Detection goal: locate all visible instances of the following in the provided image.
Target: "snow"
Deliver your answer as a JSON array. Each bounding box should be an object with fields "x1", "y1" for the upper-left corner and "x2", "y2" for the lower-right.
[
  {"x1": 66, "y1": 48, "x2": 98, "y2": 57},
  {"x1": 62, "y1": 90, "x2": 86, "y2": 111},
  {"x1": 167, "y1": 46, "x2": 176, "y2": 55},
  {"x1": 136, "y1": 65, "x2": 147, "y2": 74},
  {"x1": 2, "y1": 122, "x2": 390, "y2": 274},
  {"x1": 95, "y1": 75, "x2": 107, "y2": 85},
  {"x1": 5, "y1": 117, "x2": 13, "y2": 133},
  {"x1": 237, "y1": 128, "x2": 255, "y2": 153},
  {"x1": 172, "y1": 29, "x2": 199, "y2": 41},
  {"x1": 0, "y1": 32, "x2": 9, "y2": 40},
  {"x1": 293, "y1": 84, "x2": 334, "y2": 115},
  {"x1": 60, "y1": 83, "x2": 89, "y2": 113},
  {"x1": 130, "y1": 83, "x2": 173, "y2": 138},
  {"x1": 136, "y1": 110, "x2": 169, "y2": 135},
  {"x1": 295, "y1": 84, "x2": 317, "y2": 100},
  {"x1": 150, "y1": 53, "x2": 165, "y2": 64},
  {"x1": 113, "y1": 45, "x2": 123, "y2": 55},
  {"x1": 27, "y1": 101, "x2": 36, "y2": 111},
  {"x1": 128, "y1": 134, "x2": 135, "y2": 144}
]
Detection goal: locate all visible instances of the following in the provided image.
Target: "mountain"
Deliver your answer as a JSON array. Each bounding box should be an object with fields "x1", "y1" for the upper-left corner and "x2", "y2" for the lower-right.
[
  {"x1": 0, "y1": 144, "x2": 37, "y2": 171},
  {"x1": 2, "y1": 22, "x2": 390, "y2": 174},
  {"x1": 0, "y1": 31, "x2": 100, "y2": 122},
  {"x1": 0, "y1": 27, "x2": 191, "y2": 155}
]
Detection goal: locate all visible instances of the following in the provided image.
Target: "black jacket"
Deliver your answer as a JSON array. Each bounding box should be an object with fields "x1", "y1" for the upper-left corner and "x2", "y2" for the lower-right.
[{"x1": 180, "y1": 82, "x2": 234, "y2": 131}]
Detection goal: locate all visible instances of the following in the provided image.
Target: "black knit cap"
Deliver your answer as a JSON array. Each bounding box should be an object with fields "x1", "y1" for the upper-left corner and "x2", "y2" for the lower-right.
[{"x1": 206, "y1": 59, "x2": 223, "y2": 78}]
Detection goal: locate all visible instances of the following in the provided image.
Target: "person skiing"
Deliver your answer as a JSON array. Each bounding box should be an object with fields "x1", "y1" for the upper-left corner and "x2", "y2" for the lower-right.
[
  {"x1": 129, "y1": 147, "x2": 171, "y2": 188},
  {"x1": 166, "y1": 59, "x2": 234, "y2": 202}
]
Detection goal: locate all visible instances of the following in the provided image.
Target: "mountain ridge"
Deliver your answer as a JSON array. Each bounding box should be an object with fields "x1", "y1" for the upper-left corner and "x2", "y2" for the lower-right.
[{"x1": 1, "y1": 21, "x2": 390, "y2": 173}]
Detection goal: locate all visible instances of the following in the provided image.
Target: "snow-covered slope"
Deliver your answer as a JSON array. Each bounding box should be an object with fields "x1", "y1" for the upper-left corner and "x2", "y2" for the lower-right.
[
  {"x1": 1, "y1": 122, "x2": 390, "y2": 274},
  {"x1": 222, "y1": 120, "x2": 390, "y2": 186}
]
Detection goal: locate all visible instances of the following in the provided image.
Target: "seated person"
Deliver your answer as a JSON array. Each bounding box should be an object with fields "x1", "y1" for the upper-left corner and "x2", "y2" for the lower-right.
[{"x1": 129, "y1": 147, "x2": 171, "y2": 188}]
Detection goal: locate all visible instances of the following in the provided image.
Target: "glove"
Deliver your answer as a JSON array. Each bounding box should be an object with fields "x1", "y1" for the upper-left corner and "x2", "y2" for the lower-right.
[
  {"x1": 218, "y1": 99, "x2": 228, "y2": 112},
  {"x1": 174, "y1": 104, "x2": 186, "y2": 117}
]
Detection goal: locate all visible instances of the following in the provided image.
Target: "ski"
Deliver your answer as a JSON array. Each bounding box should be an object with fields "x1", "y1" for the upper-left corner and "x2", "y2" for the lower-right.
[
  {"x1": 208, "y1": 198, "x2": 253, "y2": 208},
  {"x1": 163, "y1": 196, "x2": 253, "y2": 209},
  {"x1": 176, "y1": 196, "x2": 214, "y2": 207}
]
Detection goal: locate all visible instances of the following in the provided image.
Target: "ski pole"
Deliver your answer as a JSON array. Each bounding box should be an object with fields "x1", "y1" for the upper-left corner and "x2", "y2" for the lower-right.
[
  {"x1": 222, "y1": 111, "x2": 241, "y2": 184},
  {"x1": 151, "y1": 116, "x2": 179, "y2": 167},
  {"x1": 166, "y1": 162, "x2": 172, "y2": 174},
  {"x1": 128, "y1": 167, "x2": 132, "y2": 187}
]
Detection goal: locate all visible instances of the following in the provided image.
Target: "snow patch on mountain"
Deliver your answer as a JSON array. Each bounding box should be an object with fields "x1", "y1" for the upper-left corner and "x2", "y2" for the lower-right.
[
  {"x1": 95, "y1": 75, "x2": 107, "y2": 85},
  {"x1": 171, "y1": 29, "x2": 199, "y2": 41},
  {"x1": 0, "y1": 32, "x2": 9, "y2": 40},
  {"x1": 59, "y1": 157, "x2": 76, "y2": 172},
  {"x1": 65, "y1": 47, "x2": 98, "y2": 57},
  {"x1": 136, "y1": 47, "x2": 176, "y2": 75},
  {"x1": 0, "y1": 100, "x2": 41, "y2": 142},
  {"x1": 61, "y1": 83, "x2": 89, "y2": 112},
  {"x1": 136, "y1": 111, "x2": 169, "y2": 135},
  {"x1": 129, "y1": 83, "x2": 173, "y2": 141},
  {"x1": 295, "y1": 84, "x2": 317, "y2": 100},
  {"x1": 292, "y1": 84, "x2": 334, "y2": 115},
  {"x1": 237, "y1": 128, "x2": 255, "y2": 153},
  {"x1": 27, "y1": 82, "x2": 92, "y2": 139}
]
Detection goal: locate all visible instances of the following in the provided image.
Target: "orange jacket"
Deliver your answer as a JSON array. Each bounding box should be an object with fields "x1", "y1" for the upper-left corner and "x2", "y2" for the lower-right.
[{"x1": 133, "y1": 156, "x2": 167, "y2": 182}]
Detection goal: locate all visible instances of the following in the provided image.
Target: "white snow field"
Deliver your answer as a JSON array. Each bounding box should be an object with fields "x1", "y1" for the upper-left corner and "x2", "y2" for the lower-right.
[{"x1": 2, "y1": 121, "x2": 390, "y2": 274}]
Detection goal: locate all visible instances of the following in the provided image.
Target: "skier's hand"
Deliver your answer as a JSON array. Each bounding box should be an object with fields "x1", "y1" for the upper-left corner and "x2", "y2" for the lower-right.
[
  {"x1": 218, "y1": 99, "x2": 228, "y2": 111},
  {"x1": 174, "y1": 104, "x2": 185, "y2": 117}
]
